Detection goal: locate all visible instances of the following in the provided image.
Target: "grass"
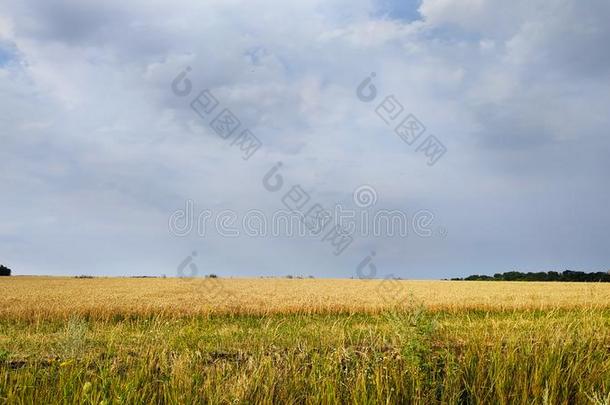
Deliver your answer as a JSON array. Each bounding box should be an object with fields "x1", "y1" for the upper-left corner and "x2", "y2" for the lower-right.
[{"x1": 1, "y1": 277, "x2": 610, "y2": 404}]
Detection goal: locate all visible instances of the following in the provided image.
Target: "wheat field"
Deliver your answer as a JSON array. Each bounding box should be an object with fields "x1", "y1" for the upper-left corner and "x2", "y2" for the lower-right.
[
  {"x1": 2, "y1": 277, "x2": 610, "y2": 404},
  {"x1": 2, "y1": 277, "x2": 610, "y2": 320}
]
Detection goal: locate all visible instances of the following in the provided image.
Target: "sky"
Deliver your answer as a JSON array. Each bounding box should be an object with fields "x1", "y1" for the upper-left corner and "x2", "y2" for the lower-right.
[{"x1": 1, "y1": 0, "x2": 609, "y2": 279}]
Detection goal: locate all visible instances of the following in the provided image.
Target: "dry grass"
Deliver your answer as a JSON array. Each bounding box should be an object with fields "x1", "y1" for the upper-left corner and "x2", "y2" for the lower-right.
[
  {"x1": 2, "y1": 277, "x2": 610, "y2": 403},
  {"x1": 2, "y1": 277, "x2": 610, "y2": 320}
]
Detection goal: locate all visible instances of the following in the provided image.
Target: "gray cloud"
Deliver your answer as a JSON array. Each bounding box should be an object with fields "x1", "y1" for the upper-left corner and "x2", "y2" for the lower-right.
[{"x1": 0, "y1": 0, "x2": 609, "y2": 278}]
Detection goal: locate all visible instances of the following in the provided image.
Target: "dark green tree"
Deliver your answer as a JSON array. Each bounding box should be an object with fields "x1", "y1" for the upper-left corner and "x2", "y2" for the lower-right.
[
  {"x1": 0, "y1": 265, "x2": 11, "y2": 276},
  {"x1": 455, "y1": 270, "x2": 610, "y2": 282}
]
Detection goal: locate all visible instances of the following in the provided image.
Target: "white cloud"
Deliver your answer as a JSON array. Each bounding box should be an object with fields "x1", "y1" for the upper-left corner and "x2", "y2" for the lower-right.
[{"x1": 1, "y1": 0, "x2": 609, "y2": 277}]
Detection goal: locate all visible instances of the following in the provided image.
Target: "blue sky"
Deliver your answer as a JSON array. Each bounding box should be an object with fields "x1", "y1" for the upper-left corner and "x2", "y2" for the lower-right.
[
  {"x1": 0, "y1": 43, "x2": 13, "y2": 66},
  {"x1": 1, "y1": 0, "x2": 609, "y2": 279},
  {"x1": 375, "y1": 0, "x2": 422, "y2": 21}
]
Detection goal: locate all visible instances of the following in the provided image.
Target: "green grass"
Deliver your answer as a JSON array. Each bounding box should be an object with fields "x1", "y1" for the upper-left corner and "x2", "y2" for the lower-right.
[{"x1": 2, "y1": 308, "x2": 610, "y2": 404}]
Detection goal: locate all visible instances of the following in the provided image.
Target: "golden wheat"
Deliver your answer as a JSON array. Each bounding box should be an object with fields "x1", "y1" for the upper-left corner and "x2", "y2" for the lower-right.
[
  {"x1": 2, "y1": 276, "x2": 610, "y2": 320},
  {"x1": 2, "y1": 277, "x2": 610, "y2": 403}
]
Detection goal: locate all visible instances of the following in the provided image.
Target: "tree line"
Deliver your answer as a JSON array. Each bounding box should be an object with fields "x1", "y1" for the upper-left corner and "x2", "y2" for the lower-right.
[
  {"x1": 0, "y1": 265, "x2": 10, "y2": 276},
  {"x1": 452, "y1": 270, "x2": 610, "y2": 282}
]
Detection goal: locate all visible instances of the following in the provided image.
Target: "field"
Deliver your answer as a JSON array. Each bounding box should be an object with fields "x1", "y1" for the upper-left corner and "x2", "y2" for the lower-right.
[{"x1": 2, "y1": 277, "x2": 610, "y2": 404}]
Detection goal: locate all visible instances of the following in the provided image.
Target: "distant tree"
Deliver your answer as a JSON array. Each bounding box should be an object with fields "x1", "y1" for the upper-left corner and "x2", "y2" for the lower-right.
[
  {"x1": 456, "y1": 270, "x2": 610, "y2": 283},
  {"x1": 547, "y1": 271, "x2": 560, "y2": 281},
  {"x1": 502, "y1": 271, "x2": 522, "y2": 281},
  {"x1": 464, "y1": 274, "x2": 493, "y2": 281},
  {"x1": 0, "y1": 265, "x2": 11, "y2": 276}
]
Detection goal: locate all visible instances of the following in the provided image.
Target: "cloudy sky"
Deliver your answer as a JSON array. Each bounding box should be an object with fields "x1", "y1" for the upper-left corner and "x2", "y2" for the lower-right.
[{"x1": 1, "y1": 0, "x2": 609, "y2": 279}]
